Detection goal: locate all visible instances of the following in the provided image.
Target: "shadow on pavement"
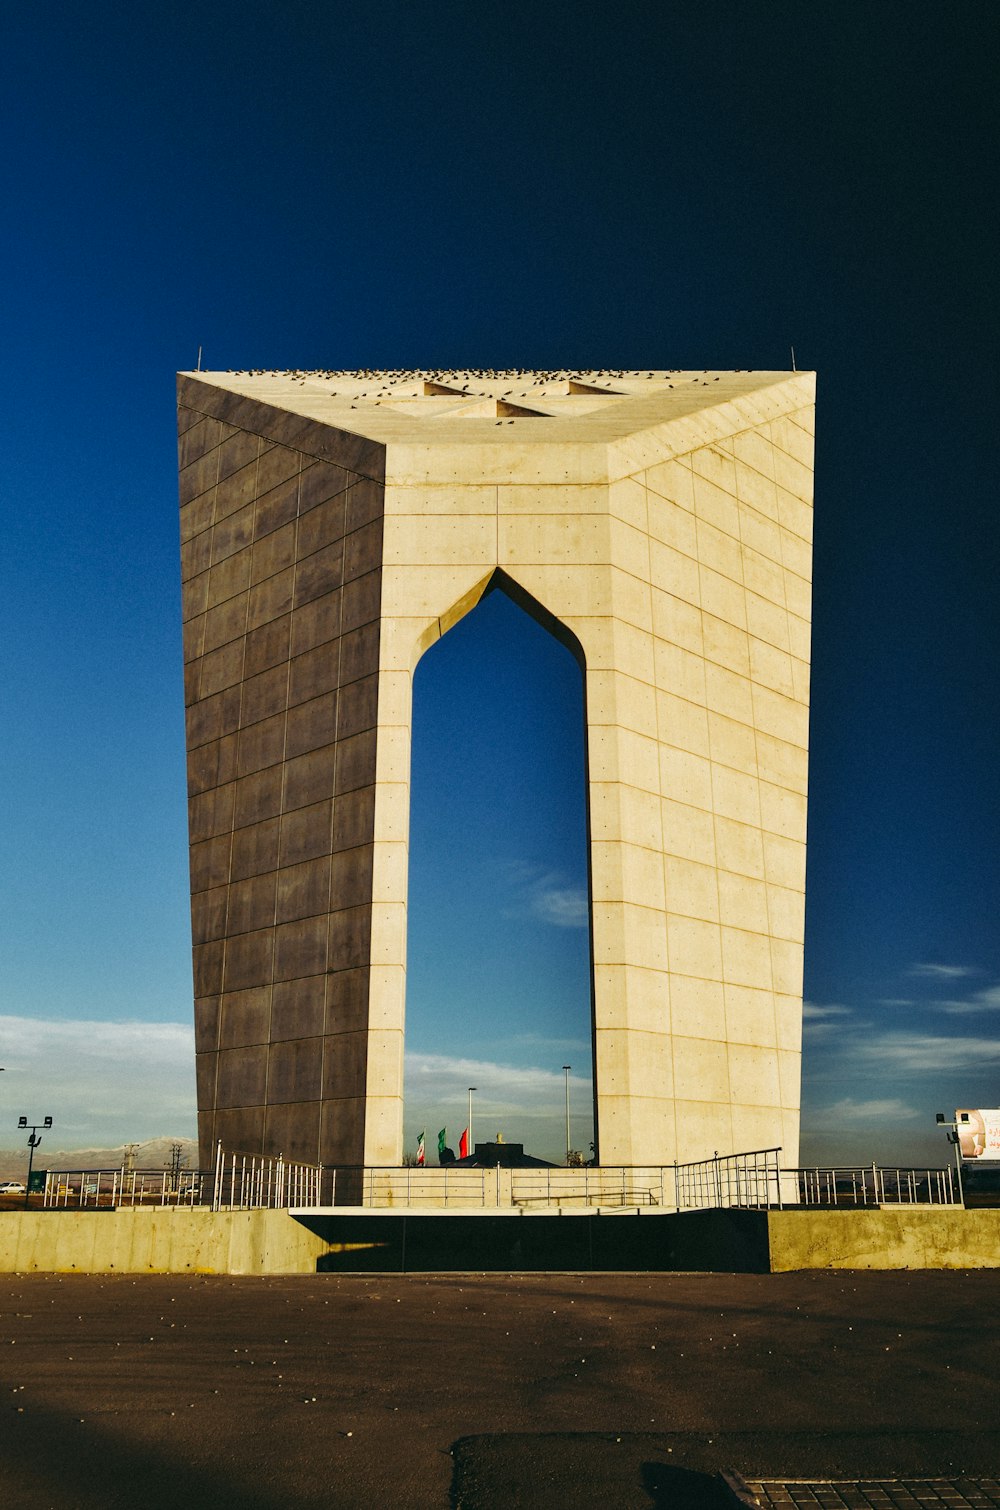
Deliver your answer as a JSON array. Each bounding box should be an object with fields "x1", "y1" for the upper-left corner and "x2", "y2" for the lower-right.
[
  {"x1": 1, "y1": 1397, "x2": 292, "y2": 1510},
  {"x1": 450, "y1": 1433, "x2": 740, "y2": 1509}
]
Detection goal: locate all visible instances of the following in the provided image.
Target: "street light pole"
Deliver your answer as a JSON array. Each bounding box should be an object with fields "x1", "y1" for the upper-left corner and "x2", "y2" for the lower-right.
[
  {"x1": 468, "y1": 1087, "x2": 476, "y2": 1155},
  {"x1": 563, "y1": 1066, "x2": 572, "y2": 1164},
  {"x1": 18, "y1": 1115, "x2": 52, "y2": 1209},
  {"x1": 935, "y1": 1112, "x2": 967, "y2": 1205}
]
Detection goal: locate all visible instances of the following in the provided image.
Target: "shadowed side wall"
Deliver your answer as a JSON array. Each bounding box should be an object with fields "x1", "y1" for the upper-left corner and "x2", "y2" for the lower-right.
[{"x1": 178, "y1": 377, "x2": 386, "y2": 1170}]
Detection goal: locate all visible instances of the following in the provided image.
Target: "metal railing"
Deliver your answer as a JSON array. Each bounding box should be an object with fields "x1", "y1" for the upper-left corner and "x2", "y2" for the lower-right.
[
  {"x1": 789, "y1": 1164, "x2": 958, "y2": 1207},
  {"x1": 210, "y1": 1144, "x2": 324, "y2": 1210},
  {"x1": 43, "y1": 1169, "x2": 208, "y2": 1209},
  {"x1": 674, "y1": 1148, "x2": 783, "y2": 1210},
  {"x1": 36, "y1": 1151, "x2": 960, "y2": 1213},
  {"x1": 321, "y1": 1150, "x2": 784, "y2": 1212},
  {"x1": 41, "y1": 1145, "x2": 325, "y2": 1211}
]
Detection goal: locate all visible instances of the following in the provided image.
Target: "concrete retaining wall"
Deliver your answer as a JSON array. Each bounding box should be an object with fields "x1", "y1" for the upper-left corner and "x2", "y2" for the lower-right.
[
  {"x1": 768, "y1": 1209, "x2": 1000, "y2": 1270},
  {"x1": 0, "y1": 1208, "x2": 329, "y2": 1275},
  {"x1": 5, "y1": 1206, "x2": 1000, "y2": 1275}
]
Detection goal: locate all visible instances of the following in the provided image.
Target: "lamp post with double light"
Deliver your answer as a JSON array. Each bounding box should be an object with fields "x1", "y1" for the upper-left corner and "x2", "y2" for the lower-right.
[
  {"x1": 935, "y1": 1111, "x2": 967, "y2": 1205},
  {"x1": 18, "y1": 1115, "x2": 52, "y2": 1209}
]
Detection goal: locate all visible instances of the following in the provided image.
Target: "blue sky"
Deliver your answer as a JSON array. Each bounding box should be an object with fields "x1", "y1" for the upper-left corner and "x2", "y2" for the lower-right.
[{"x1": 1, "y1": 4, "x2": 998, "y2": 1164}]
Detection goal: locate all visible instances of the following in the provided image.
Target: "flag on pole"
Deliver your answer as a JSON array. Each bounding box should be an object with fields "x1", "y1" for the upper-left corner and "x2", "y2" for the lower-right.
[
  {"x1": 459, "y1": 1127, "x2": 469, "y2": 1160},
  {"x1": 416, "y1": 1130, "x2": 425, "y2": 1166},
  {"x1": 438, "y1": 1128, "x2": 447, "y2": 1158}
]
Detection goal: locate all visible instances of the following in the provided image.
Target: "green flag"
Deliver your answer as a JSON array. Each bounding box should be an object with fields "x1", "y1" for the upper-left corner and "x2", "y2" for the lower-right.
[{"x1": 438, "y1": 1128, "x2": 447, "y2": 1156}]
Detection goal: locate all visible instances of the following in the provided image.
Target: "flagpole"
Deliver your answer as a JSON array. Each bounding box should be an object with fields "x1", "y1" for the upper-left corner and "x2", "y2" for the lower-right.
[
  {"x1": 563, "y1": 1066, "x2": 572, "y2": 1164},
  {"x1": 468, "y1": 1086, "x2": 476, "y2": 1155}
]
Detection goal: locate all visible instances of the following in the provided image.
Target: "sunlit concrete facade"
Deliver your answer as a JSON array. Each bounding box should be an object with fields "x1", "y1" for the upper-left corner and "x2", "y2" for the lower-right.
[{"x1": 178, "y1": 369, "x2": 815, "y2": 1171}]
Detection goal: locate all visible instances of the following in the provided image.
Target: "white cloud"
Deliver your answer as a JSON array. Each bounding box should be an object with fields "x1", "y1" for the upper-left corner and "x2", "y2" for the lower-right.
[
  {"x1": 0, "y1": 1015, "x2": 196, "y2": 1147},
  {"x1": 531, "y1": 883, "x2": 589, "y2": 929},
  {"x1": 802, "y1": 1002, "x2": 853, "y2": 1020},
  {"x1": 937, "y1": 985, "x2": 1000, "y2": 1015},
  {"x1": 813, "y1": 1096, "x2": 921, "y2": 1125},
  {"x1": 908, "y1": 963, "x2": 979, "y2": 980},
  {"x1": 503, "y1": 863, "x2": 589, "y2": 929},
  {"x1": 844, "y1": 1031, "x2": 1000, "y2": 1075}
]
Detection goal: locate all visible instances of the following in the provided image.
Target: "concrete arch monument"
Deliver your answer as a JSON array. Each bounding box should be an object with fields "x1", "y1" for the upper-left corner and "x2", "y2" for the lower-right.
[{"x1": 177, "y1": 369, "x2": 815, "y2": 1172}]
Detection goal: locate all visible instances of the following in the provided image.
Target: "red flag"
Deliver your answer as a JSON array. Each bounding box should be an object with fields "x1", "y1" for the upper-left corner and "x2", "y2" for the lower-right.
[{"x1": 459, "y1": 1128, "x2": 469, "y2": 1160}]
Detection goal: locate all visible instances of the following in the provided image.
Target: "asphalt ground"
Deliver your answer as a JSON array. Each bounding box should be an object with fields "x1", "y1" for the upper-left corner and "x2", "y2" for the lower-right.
[{"x1": 0, "y1": 1269, "x2": 998, "y2": 1509}]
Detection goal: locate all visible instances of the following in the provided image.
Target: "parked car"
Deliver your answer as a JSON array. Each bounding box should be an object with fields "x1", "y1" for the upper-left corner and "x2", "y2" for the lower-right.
[{"x1": 0, "y1": 1181, "x2": 27, "y2": 1194}]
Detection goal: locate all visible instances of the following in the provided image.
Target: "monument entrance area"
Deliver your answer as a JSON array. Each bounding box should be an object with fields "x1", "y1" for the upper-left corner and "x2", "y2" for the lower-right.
[{"x1": 177, "y1": 369, "x2": 814, "y2": 1175}]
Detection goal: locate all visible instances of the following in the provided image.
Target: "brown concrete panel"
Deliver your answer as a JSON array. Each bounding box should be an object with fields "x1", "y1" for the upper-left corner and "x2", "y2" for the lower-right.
[
  {"x1": 230, "y1": 818, "x2": 281, "y2": 881},
  {"x1": 279, "y1": 799, "x2": 334, "y2": 867},
  {"x1": 325, "y1": 967, "x2": 372, "y2": 1036},
  {"x1": 256, "y1": 444, "x2": 301, "y2": 496},
  {"x1": 213, "y1": 1104, "x2": 265, "y2": 1153},
  {"x1": 322, "y1": 1030, "x2": 368, "y2": 1100},
  {"x1": 214, "y1": 460, "x2": 260, "y2": 521},
  {"x1": 189, "y1": 834, "x2": 231, "y2": 893},
  {"x1": 334, "y1": 730, "x2": 376, "y2": 794},
  {"x1": 267, "y1": 1038, "x2": 323, "y2": 1104},
  {"x1": 223, "y1": 929, "x2": 273, "y2": 993},
  {"x1": 236, "y1": 712, "x2": 285, "y2": 776},
  {"x1": 338, "y1": 674, "x2": 378, "y2": 737},
  {"x1": 254, "y1": 474, "x2": 300, "y2": 538},
  {"x1": 294, "y1": 543, "x2": 346, "y2": 607},
  {"x1": 219, "y1": 986, "x2": 271, "y2": 1049},
  {"x1": 233, "y1": 767, "x2": 282, "y2": 827},
  {"x1": 243, "y1": 614, "x2": 291, "y2": 678},
  {"x1": 271, "y1": 975, "x2": 326, "y2": 1041},
  {"x1": 273, "y1": 915, "x2": 328, "y2": 982},
  {"x1": 288, "y1": 643, "x2": 339, "y2": 708},
  {"x1": 275, "y1": 856, "x2": 332, "y2": 925},
  {"x1": 202, "y1": 593, "x2": 248, "y2": 654},
  {"x1": 190, "y1": 885, "x2": 227, "y2": 944},
  {"x1": 215, "y1": 428, "x2": 259, "y2": 483},
  {"x1": 251, "y1": 519, "x2": 297, "y2": 583},
  {"x1": 193, "y1": 995, "x2": 221, "y2": 1053},
  {"x1": 216, "y1": 1045, "x2": 268, "y2": 1108},
  {"x1": 192, "y1": 940, "x2": 224, "y2": 997},
  {"x1": 226, "y1": 872, "x2": 277, "y2": 936},
  {"x1": 328, "y1": 904, "x2": 372, "y2": 973},
  {"x1": 298, "y1": 493, "x2": 347, "y2": 556},
  {"x1": 265, "y1": 1098, "x2": 323, "y2": 1163},
  {"x1": 332, "y1": 786, "x2": 375, "y2": 852},
  {"x1": 247, "y1": 568, "x2": 294, "y2": 630},
  {"x1": 329, "y1": 845, "x2": 374, "y2": 911},
  {"x1": 241, "y1": 664, "x2": 290, "y2": 727},
  {"x1": 289, "y1": 590, "x2": 343, "y2": 656},
  {"x1": 320, "y1": 1095, "x2": 367, "y2": 1167},
  {"x1": 339, "y1": 621, "x2": 379, "y2": 683},
  {"x1": 300, "y1": 459, "x2": 352, "y2": 511},
  {"x1": 282, "y1": 745, "x2": 338, "y2": 812},
  {"x1": 285, "y1": 692, "x2": 339, "y2": 759}
]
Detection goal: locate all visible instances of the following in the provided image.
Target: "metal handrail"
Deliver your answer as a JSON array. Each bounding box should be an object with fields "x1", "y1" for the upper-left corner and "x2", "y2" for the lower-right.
[{"x1": 786, "y1": 1164, "x2": 959, "y2": 1208}]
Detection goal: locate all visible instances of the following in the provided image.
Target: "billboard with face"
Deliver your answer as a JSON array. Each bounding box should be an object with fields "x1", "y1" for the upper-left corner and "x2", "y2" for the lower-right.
[{"x1": 956, "y1": 1109, "x2": 1000, "y2": 1161}]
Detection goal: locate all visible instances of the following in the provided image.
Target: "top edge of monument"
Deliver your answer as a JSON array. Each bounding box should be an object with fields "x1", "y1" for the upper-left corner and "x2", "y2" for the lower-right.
[{"x1": 176, "y1": 368, "x2": 815, "y2": 457}]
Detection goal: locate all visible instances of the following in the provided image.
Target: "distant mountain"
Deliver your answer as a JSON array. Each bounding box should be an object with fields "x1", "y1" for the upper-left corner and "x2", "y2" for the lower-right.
[{"x1": 0, "y1": 1136, "x2": 199, "y2": 1180}]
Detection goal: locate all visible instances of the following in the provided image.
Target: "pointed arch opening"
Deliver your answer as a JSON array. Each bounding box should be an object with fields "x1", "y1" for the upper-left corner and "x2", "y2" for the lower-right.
[{"x1": 403, "y1": 572, "x2": 595, "y2": 1166}]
